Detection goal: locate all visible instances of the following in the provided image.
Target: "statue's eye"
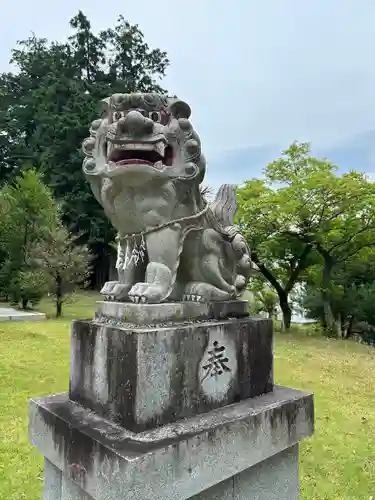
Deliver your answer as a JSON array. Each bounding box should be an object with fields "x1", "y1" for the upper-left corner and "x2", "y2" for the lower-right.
[
  {"x1": 113, "y1": 111, "x2": 122, "y2": 121},
  {"x1": 150, "y1": 111, "x2": 161, "y2": 122}
]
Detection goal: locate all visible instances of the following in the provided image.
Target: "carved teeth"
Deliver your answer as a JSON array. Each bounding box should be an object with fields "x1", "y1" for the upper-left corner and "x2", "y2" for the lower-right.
[
  {"x1": 154, "y1": 141, "x2": 165, "y2": 157},
  {"x1": 106, "y1": 142, "x2": 112, "y2": 157},
  {"x1": 109, "y1": 141, "x2": 165, "y2": 152},
  {"x1": 111, "y1": 142, "x2": 154, "y2": 151}
]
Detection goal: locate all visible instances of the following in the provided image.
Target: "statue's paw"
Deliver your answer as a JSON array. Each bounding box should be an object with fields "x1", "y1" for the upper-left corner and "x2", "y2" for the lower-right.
[
  {"x1": 100, "y1": 281, "x2": 119, "y2": 296},
  {"x1": 129, "y1": 282, "x2": 167, "y2": 304},
  {"x1": 184, "y1": 282, "x2": 232, "y2": 301},
  {"x1": 234, "y1": 275, "x2": 246, "y2": 293},
  {"x1": 128, "y1": 283, "x2": 149, "y2": 303},
  {"x1": 111, "y1": 284, "x2": 131, "y2": 301}
]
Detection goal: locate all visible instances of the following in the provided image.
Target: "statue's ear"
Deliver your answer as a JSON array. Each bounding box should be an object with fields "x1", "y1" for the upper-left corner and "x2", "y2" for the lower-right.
[{"x1": 169, "y1": 99, "x2": 191, "y2": 119}]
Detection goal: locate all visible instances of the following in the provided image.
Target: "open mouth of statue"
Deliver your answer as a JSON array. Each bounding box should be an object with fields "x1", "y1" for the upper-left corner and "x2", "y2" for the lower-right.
[{"x1": 107, "y1": 142, "x2": 173, "y2": 169}]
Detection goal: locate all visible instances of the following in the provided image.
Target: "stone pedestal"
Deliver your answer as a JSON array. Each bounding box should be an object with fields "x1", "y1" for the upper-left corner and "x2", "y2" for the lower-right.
[{"x1": 29, "y1": 301, "x2": 314, "y2": 499}]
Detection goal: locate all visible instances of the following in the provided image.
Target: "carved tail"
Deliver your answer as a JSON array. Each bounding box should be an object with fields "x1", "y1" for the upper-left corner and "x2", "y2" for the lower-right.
[
  {"x1": 210, "y1": 184, "x2": 238, "y2": 228},
  {"x1": 209, "y1": 184, "x2": 252, "y2": 297}
]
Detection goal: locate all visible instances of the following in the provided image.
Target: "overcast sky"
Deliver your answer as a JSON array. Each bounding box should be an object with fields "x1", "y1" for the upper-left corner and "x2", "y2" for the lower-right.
[{"x1": 1, "y1": 0, "x2": 375, "y2": 166}]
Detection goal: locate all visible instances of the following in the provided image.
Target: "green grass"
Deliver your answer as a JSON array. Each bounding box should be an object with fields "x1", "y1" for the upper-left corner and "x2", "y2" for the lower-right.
[{"x1": 0, "y1": 292, "x2": 374, "y2": 499}]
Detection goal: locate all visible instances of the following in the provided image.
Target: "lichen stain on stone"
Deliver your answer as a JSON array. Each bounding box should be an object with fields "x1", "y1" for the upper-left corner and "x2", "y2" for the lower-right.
[
  {"x1": 269, "y1": 399, "x2": 307, "y2": 446},
  {"x1": 206, "y1": 427, "x2": 219, "y2": 444},
  {"x1": 38, "y1": 404, "x2": 96, "y2": 490},
  {"x1": 92, "y1": 325, "x2": 109, "y2": 406}
]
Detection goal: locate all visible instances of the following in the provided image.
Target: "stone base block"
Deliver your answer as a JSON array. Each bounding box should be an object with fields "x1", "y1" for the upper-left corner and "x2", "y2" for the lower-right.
[
  {"x1": 43, "y1": 446, "x2": 299, "y2": 500},
  {"x1": 96, "y1": 300, "x2": 249, "y2": 326},
  {"x1": 192, "y1": 446, "x2": 299, "y2": 499},
  {"x1": 69, "y1": 316, "x2": 273, "y2": 431},
  {"x1": 29, "y1": 385, "x2": 314, "y2": 500}
]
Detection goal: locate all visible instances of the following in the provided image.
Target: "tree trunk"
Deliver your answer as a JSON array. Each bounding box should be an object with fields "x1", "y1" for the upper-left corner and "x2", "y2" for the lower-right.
[
  {"x1": 22, "y1": 298, "x2": 28, "y2": 310},
  {"x1": 321, "y1": 255, "x2": 336, "y2": 333},
  {"x1": 279, "y1": 296, "x2": 292, "y2": 331},
  {"x1": 334, "y1": 313, "x2": 343, "y2": 338},
  {"x1": 343, "y1": 315, "x2": 354, "y2": 339},
  {"x1": 56, "y1": 273, "x2": 63, "y2": 318},
  {"x1": 252, "y1": 256, "x2": 293, "y2": 331},
  {"x1": 56, "y1": 300, "x2": 62, "y2": 318}
]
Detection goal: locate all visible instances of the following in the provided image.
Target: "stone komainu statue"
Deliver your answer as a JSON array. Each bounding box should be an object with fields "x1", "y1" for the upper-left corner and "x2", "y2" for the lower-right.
[{"x1": 82, "y1": 93, "x2": 251, "y2": 303}]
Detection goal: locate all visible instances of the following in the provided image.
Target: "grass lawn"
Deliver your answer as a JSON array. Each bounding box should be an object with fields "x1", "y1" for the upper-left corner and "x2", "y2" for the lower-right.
[{"x1": 0, "y1": 292, "x2": 374, "y2": 499}]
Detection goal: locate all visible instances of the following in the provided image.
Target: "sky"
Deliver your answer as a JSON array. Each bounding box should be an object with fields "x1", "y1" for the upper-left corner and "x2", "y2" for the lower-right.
[{"x1": 1, "y1": 0, "x2": 375, "y2": 187}]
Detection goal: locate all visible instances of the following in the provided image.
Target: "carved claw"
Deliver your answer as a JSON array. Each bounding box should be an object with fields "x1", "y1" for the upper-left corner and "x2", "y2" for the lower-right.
[
  {"x1": 129, "y1": 282, "x2": 169, "y2": 304},
  {"x1": 100, "y1": 281, "x2": 119, "y2": 295},
  {"x1": 182, "y1": 293, "x2": 204, "y2": 302}
]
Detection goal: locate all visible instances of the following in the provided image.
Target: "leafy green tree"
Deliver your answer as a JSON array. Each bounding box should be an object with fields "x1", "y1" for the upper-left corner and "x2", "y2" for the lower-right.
[
  {"x1": 302, "y1": 249, "x2": 375, "y2": 337},
  {"x1": 9, "y1": 270, "x2": 49, "y2": 309},
  {"x1": 0, "y1": 11, "x2": 169, "y2": 287},
  {"x1": 237, "y1": 178, "x2": 316, "y2": 330},
  {"x1": 265, "y1": 142, "x2": 375, "y2": 335},
  {"x1": 29, "y1": 223, "x2": 92, "y2": 317},
  {"x1": 0, "y1": 169, "x2": 58, "y2": 307},
  {"x1": 237, "y1": 142, "x2": 375, "y2": 334},
  {"x1": 248, "y1": 277, "x2": 279, "y2": 319}
]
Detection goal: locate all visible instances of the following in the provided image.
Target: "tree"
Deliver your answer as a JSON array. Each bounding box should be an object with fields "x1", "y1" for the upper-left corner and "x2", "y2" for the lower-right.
[
  {"x1": 0, "y1": 169, "x2": 58, "y2": 307},
  {"x1": 248, "y1": 277, "x2": 279, "y2": 319},
  {"x1": 302, "y1": 249, "x2": 375, "y2": 337},
  {"x1": 0, "y1": 11, "x2": 169, "y2": 287},
  {"x1": 237, "y1": 178, "x2": 316, "y2": 330},
  {"x1": 237, "y1": 142, "x2": 375, "y2": 334},
  {"x1": 30, "y1": 223, "x2": 92, "y2": 317},
  {"x1": 263, "y1": 142, "x2": 375, "y2": 336},
  {"x1": 8, "y1": 270, "x2": 49, "y2": 309},
  {"x1": 99, "y1": 15, "x2": 169, "y2": 91}
]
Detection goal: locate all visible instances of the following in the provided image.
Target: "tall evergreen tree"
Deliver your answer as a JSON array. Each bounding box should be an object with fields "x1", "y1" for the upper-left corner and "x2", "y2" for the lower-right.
[{"x1": 0, "y1": 11, "x2": 169, "y2": 286}]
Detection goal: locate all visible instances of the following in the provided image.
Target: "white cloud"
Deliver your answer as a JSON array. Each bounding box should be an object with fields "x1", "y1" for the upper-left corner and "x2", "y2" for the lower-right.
[{"x1": 1, "y1": 0, "x2": 375, "y2": 171}]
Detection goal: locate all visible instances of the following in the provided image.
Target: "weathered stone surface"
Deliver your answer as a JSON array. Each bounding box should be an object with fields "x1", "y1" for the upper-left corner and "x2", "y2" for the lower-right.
[
  {"x1": 96, "y1": 300, "x2": 249, "y2": 325},
  {"x1": 82, "y1": 92, "x2": 252, "y2": 303},
  {"x1": 44, "y1": 459, "x2": 62, "y2": 500},
  {"x1": 29, "y1": 386, "x2": 313, "y2": 500},
  {"x1": 191, "y1": 446, "x2": 299, "y2": 500},
  {"x1": 61, "y1": 474, "x2": 91, "y2": 500},
  {"x1": 69, "y1": 316, "x2": 273, "y2": 431},
  {"x1": 43, "y1": 447, "x2": 299, "y2": 500}
]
